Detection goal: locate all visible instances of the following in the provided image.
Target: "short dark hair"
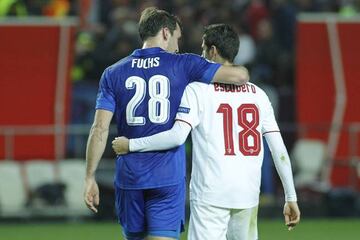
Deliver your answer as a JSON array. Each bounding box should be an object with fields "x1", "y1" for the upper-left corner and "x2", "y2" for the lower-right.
[
  {"x1": 138, "y1": 7, "x2": 182, "y2": 41},
  {"x1": 203, "y1": 24, "x2": 239, "y2": 62}
]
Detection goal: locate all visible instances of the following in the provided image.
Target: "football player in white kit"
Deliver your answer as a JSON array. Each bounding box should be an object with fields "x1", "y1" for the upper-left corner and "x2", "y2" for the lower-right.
[{"x1": 112, "y1": 24, "x2": 300, "y2": 240}]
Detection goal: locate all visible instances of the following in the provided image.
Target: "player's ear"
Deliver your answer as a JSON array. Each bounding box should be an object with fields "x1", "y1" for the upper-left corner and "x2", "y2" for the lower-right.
[
  {"x1": 162, "y1": 27, "x2": 170, "y2": 41},
  {"x1": 210, "y1": 45, "x2": 217, "y2": 59}
]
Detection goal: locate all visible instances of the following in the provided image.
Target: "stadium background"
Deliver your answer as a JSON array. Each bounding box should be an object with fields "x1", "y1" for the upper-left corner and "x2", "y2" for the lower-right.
[{"x1": 0, "y1": 0, "x2": 360, "y2": 239}]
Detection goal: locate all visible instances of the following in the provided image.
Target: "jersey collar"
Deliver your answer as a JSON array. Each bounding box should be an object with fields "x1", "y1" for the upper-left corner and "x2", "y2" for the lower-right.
[{"x1": 131, "y1": 47, "x2": 165, "y2": 57}]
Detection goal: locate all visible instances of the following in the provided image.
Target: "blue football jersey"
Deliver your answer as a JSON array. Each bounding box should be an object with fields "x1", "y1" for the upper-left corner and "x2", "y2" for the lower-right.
[{"x1": 96, "y1": 47, "x2": 221, "y2": 189}]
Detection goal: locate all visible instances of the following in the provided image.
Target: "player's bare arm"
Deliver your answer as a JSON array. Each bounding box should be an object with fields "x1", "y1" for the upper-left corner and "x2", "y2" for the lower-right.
[
  {"x1": 84, "y1": 109, "x2": 113, "y2": 213},
  {"x1": 212, "y1": 65, "x2": 249, "y2": 85},
  {"x1": 112, "y1": 137, "x2": 129, "y2": 155}
]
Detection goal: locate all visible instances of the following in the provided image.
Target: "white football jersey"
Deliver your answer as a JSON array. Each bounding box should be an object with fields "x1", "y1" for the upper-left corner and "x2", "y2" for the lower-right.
[{"x1": 175, "y1": 82, "x2": 280, "y2": 209}]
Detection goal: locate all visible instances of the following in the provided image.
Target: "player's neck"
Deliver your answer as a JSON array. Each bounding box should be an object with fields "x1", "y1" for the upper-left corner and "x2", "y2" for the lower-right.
[
  {"x1": 213, "y1": 55, "x2": 232, "y2": 66},
  {"x1": 223, "y1": 61, "x2": 233, "y2": 66},
  {"x1": 142, "y1": 39, "x2": 166, "y2": 51},
  {"x1": 217, "y1": 58, "x2": 232, "y2": 66}
]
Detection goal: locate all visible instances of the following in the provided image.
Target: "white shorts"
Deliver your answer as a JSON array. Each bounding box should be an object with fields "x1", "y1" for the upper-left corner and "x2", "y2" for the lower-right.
[{"x1": 188, "y1": 201, "x2": 258, "y2": 240}]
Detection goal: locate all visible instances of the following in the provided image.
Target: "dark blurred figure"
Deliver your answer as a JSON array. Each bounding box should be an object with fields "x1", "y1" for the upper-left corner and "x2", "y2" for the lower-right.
[
  {"x1": 245, "y1": 0, "x2": 270, "y2": 40},
  {"x1": 233, "y1": 23, "x2": 256, "y2": 68},
  {"x1": 252, "y1": 18, "x2": 280, "y2": 86}
]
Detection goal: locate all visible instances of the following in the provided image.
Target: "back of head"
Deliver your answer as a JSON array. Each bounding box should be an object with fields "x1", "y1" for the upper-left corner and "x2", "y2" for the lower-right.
[
  {"x1": 203, "y1": 24, "x2": 239, "y2": 62},
  {"x1": 138, "y1": 7, "x2": 181, "y2": 42}
]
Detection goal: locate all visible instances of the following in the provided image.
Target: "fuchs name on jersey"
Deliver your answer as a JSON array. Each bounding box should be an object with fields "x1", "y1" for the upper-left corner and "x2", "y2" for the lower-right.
[
  {"x1": 131, "y1": 57, "x2": 160, "y2": 69},
  {"x1": 214, "y1": 83, "x2": 256, "y2": 93}
]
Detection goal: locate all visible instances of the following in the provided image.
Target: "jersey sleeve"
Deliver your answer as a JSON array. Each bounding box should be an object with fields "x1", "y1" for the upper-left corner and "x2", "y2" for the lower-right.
[
  {"x1": 183, "y1": 54, "x2": 221, "y2": 84},
  {"x1": 130, "y1": 121, "x2": 191, "y2": 152},
  {"x1": 175, "y1": 83, "x2": 203, "y2": 129},
  {"x1": 95, "y1": 68, "x2": 116, "y2": 112},
  {"x1": 261, "y1": 93, "x2": 280, "y2": 135},
  {"x1": 265, "y1": 132, "x2": 297, "y2": 202}
]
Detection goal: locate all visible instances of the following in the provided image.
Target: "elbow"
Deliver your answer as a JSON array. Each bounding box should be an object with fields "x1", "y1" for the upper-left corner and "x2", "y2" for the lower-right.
[
  {"x1": 89, "y1": 124, "x2": 109, "y2": 139},
  {"x1": 90, "y1": 125, "x2": 108, "y2": 134},
  {"x1": 171, "y1": 121, "x2": 191, "y2": 147},
  {"x1": 91, "y1": 122, "x2": 109, "y2": 131},
  {"x1": 176, "y1": 138, "x2": 186, "y2": 146},
  {"x1": 173, "y1": 135, "x2": 187, "y2": 147}
]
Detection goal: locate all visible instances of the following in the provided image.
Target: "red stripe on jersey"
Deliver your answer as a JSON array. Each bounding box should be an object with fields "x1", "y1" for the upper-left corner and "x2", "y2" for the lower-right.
[
  {"x1": 175, "y1": 119, "x2": 193, "y2": 129},
  {"x1": 262, "y1": 130, "x2": 280, "y2": 136}
]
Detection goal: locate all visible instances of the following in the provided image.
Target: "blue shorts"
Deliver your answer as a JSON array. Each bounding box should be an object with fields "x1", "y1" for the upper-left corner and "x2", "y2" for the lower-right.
[{"x1": 115, "y1": 179, "x2": 186, "y2": 239}]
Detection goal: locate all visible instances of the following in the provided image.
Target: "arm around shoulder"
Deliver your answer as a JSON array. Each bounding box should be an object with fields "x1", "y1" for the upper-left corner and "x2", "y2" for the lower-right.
[{"x1": 212, "y1": 65, "x2": 249, "y2": 85}]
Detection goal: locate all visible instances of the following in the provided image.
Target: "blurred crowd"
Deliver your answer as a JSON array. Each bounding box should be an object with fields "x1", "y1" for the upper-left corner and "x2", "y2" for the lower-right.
[
  {"x1": 0, "y1": 0, "x2": 77, "y2": 17},
  {"x1": 1, "y1": 0, "x2": 359, "y2": 86}
]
